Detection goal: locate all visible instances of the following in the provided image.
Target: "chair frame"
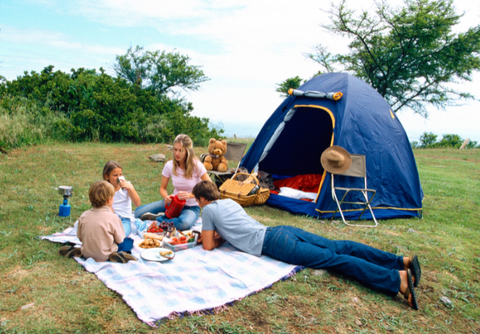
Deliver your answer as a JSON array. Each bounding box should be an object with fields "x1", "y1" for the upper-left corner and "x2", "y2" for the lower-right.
[
  {"x1": 204, "y1": 142, "x2": 247, "y2": 187},
  {"x1": 330, "y1": 154, "x2": 378, "y2": 227}
]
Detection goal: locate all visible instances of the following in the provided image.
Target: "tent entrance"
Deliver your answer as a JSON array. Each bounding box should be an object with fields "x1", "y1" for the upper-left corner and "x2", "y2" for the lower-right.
[{"x1": 258, "y1": 105, "x2": 334, "y2": 178}]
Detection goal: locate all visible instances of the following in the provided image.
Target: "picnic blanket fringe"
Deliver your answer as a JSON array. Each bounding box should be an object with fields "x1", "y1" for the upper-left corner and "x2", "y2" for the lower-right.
[
  {"x1": 153, "y1": 266, "x2": 303, "y2": 327},
  {"x1": 282, "y1": 265, "x2": 304, "y2": 279},
  {"x1": 155, "y1": 303, "x2": 231, "y2": 326}
]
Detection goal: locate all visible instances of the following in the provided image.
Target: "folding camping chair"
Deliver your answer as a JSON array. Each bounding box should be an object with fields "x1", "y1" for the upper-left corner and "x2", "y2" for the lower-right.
[
  {"x1": 330, "y1": 154, "x2": 378, "y2": 227},
  {"x1": 201, "y1": 142, "x2": 247, "y2": 187}
]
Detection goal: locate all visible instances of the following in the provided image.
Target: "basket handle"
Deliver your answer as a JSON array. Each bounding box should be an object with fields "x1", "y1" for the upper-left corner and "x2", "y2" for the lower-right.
[{"x1": 232, "y1": 172, "x2": 259, "y2": 185}]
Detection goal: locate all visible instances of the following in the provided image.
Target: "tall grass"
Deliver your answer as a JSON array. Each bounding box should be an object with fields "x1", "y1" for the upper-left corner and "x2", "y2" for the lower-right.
[{"x1": 0, "y1": 96, "x2": 63, "y2": 149}]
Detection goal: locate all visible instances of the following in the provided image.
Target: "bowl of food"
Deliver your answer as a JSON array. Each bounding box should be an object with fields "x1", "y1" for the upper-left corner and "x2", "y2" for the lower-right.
[{"x1": 163, "y1": 230, "x2": 199, "y2": 252}]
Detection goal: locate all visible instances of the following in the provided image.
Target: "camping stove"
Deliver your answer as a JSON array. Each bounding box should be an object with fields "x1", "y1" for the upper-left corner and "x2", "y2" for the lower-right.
[{"x1": 58, "y1": 186, "x2": 73, "y2": 217}]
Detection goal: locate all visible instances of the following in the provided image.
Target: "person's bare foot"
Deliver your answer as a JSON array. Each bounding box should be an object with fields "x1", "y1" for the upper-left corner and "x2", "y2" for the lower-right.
[
  {"x1": 399, "y1": 270, "x2": 414, "y2": 307},
  {"x1": 403, "y1": 256, "x2": 421, "y2": 287},
  {"x1": 399, "y1": 270, "x2": 419, "y2": 309},
  {"x1": 403, "y1": 257, "x2": 411, "y2": 272}
]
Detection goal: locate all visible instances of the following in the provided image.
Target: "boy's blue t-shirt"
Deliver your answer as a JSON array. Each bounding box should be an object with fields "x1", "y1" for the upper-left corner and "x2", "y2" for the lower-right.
[{"x1": 201, "y1": 199, "x2": 267, "y2": 256}]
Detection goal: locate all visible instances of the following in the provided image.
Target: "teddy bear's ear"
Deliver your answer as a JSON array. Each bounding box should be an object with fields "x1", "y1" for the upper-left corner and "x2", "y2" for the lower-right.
[
  {"x1": 209, "y1": 138, "x2": 216, "y2": 144},
  {"x1": 221, "y1": 140, "x2": 227, "y2": 146}
]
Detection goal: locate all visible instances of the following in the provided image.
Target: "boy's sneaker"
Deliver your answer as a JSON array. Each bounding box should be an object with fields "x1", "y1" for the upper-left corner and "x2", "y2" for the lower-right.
[
  {"x1": 109, "y1": 251, "x2": 137, "y2": 263},
  {"x1": 140, "y1": 212, "x2": 165, "y2": 221},
  {"x1": 59, "y1": 245, "x2": 82, "y2": 258}
]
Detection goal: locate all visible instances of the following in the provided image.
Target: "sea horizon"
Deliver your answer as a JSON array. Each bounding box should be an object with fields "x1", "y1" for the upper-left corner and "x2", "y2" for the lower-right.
[
  {"x1": 214, "y1": 121, "x2": 479, "y2": 145},
  {"x1": 212, "y1": 121, "x2": 263, "y2": 139}
]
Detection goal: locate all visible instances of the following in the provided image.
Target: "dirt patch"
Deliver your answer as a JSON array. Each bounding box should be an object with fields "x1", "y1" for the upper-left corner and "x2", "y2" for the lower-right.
[
  {"x1": 4, "y1": 266, "x2": 31, "y2": 280},
  {"x1": 383, "y1": 230, "x2": 401, "y2": 237},
  {"x1": 442, "y1": 271, "x2": 459, "y2": 282},
  {"x1": 250, "y1": 215, "x2": 274, "y2": 223}
]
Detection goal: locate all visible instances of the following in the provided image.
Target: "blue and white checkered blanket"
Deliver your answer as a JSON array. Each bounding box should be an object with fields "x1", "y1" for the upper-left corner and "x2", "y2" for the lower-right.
[{"x1": 41, "y1": 226, "x2": 301, "y2": 326}]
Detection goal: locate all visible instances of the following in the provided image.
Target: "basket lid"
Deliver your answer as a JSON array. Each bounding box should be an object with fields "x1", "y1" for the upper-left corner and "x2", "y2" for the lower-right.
[{"x1": 219, "y1": 179, "x2": 256, "y2": 196}]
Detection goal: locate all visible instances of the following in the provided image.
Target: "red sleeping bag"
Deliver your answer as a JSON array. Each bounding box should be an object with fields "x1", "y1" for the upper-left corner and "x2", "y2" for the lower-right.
[{"x1": 272, "y1": 174, "x2": 323, "y2": 201}]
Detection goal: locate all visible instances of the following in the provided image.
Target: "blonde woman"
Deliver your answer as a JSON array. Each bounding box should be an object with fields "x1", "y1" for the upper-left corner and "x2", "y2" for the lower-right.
[{"x1": 134, "y1": 134, "x2": 211, "y2": 230}]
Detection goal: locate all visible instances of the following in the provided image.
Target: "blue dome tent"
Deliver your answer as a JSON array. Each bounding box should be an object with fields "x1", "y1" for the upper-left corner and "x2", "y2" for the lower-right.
[{"x1": 241, "y1": 73, "x2": 424, "y2": 220}]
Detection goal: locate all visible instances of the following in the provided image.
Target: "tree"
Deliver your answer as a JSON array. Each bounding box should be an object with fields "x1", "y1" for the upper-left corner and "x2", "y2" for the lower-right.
[
  {"x1": 467, "y1": 140, "x2": 479, "y2": 149},
  {"x1": 437, "y1": 134, "x2": 463, "y2": 148},
  {"x1": 114, "y1": 46, "x2": 209, "y2": 97},
  {"x1": 275, "y1": 76, "x2": 305, "y2": 97},
  {"x1": 309, "y1": 0, "x2": 480, "y2": 117},
  {"x1": 419, "y1": 132, "x2": 437, "y2": 148}
]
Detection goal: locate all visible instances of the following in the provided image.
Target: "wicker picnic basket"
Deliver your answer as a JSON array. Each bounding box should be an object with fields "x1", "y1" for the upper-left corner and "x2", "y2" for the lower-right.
[{"x1": 219, "y1": 173, "x2": 270, "y2": 207}]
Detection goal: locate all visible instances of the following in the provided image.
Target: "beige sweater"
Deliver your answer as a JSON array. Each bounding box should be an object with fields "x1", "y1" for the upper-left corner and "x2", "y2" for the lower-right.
[{"x1": 77, "y1": 206, "x2": 125, "y2": 262}]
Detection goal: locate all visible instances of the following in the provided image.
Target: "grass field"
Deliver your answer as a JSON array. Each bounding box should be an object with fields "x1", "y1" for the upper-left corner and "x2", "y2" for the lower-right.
[{"x1": 0, "y1": 143, "x2": 479, "y2": 333}]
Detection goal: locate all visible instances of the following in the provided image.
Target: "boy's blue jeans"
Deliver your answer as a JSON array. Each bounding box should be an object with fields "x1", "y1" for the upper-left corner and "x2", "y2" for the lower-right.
[
  {"x1": 261, "y1": 226, "x2": 404, "y2": 296},
  {"x1": 134, "y1": 200, "x2": 201, "y2": 230},
  {"x1": 117, "y1": 215, "x2": 131, "y2": 237},
  {"x1": 117, "y1": 237, "x2": 134, "y2": 253}
]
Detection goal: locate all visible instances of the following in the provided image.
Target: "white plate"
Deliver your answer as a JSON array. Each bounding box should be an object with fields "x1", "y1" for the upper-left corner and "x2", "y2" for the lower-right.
[{"x1": 140, "y1": 248, "x2": 174, "y2": 262}]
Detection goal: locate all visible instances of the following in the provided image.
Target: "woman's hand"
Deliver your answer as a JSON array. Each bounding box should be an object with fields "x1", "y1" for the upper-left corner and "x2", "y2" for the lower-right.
[
  {"x1": 177, "y1": 191, "x2": 190, "y2": 201},
  {"x1": 164, "y1": 195, "x2": 173, "y2": 205}
]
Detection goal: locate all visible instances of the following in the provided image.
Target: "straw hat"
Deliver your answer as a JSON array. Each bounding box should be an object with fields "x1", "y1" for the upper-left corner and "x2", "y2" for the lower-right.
[{"x1": 321, "y1": 146, "x2": 352, "y2": 174}]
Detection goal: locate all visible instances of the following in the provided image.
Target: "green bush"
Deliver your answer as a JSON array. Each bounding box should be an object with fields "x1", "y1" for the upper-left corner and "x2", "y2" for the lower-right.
[
  {"x1": 0, "y1": 64, "x2": 223, "y2": 148},
  {"x1": 467, "y1": 140, "x2": 479, "y2": 149},
  {"x1": 415, "y1": 132, "x2": 479, "y2": 149}
]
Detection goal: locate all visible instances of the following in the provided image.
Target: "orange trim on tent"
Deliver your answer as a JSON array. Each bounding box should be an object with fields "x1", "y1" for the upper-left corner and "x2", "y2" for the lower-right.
[{"x1": 390, "y1": 109, "x2": 395, "y2": 119}]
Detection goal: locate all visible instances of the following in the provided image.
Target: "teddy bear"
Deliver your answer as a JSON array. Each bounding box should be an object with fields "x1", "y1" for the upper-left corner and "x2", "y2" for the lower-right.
[{"x1": 203, "y1": 138, "x2": 229, "y2": 172}]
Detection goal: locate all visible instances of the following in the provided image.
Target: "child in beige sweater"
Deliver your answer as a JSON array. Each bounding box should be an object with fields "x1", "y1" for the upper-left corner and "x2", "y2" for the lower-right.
[{"x1": 59, "y1": 181, "x2": 136, "y2": 263}]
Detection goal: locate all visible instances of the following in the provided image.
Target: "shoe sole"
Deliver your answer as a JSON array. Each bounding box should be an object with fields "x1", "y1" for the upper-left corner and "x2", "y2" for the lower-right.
[
  {"x1": 109, "y1": 252, "x2": 137, "y2": 263},
  {"x1": 407, "y1": 269, "x2": 419, "y2": 310},
  {"x1": 59, "y1": 245, "x2": 82, "y2": 258},
  {"x1": 140, "y1": 212, "x2": 165, "y2": 221},
  {"x1": 412, "y1": 255, "x2": 421, "y2": 287}
]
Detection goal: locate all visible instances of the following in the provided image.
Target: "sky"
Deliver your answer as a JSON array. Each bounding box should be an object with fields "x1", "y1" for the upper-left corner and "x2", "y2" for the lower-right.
[{"x1": 1, "y1": 0, "x2": 479, "y2": 143}]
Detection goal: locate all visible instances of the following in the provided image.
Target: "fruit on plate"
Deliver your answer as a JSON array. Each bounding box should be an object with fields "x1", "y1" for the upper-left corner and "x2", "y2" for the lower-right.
[
  {"x1": 147, "y1": 222, "x2": 163, "y2": 233},
  {"x1": 159, "y1": 221, "x2": 174, "y2": 231}
]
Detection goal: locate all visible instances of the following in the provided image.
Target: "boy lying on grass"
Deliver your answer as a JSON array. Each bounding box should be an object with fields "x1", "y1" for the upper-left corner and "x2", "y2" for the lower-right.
[
  {"x1": 59, "y1": 180, "x2": 137, "y2": 263},
  {"x1": 192, "y1": 181, "x2": 422, "y2": 310}
]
